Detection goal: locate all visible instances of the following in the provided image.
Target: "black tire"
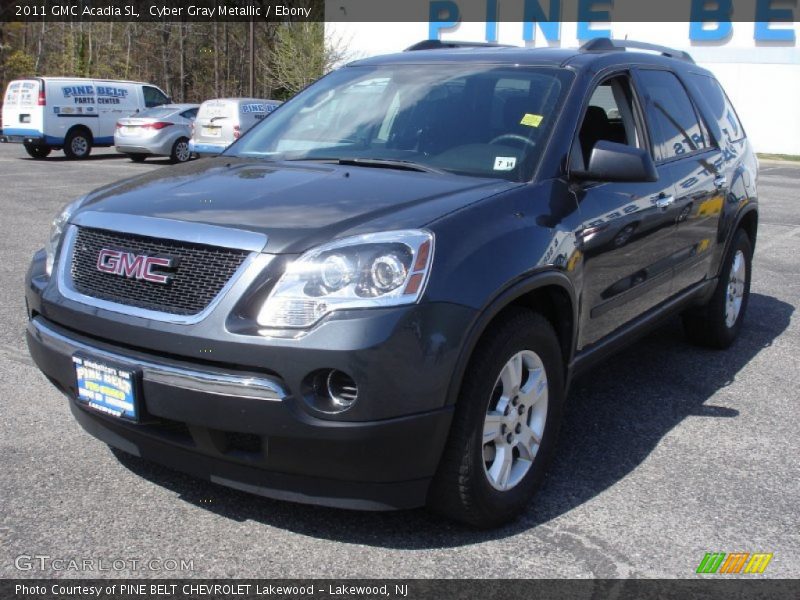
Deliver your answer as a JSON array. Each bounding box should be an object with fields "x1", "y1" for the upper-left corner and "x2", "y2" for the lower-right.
[
  {"x1": 23, "y1": 143, "x2": 51, "y2": 159},
  {"x1": 682, "y1": 229, "x2": 752, "y2": 349},
  {"x1": 63, "y1": 129, "x2": 92, "y2": 159},
  {"x1": 127, "y1": 153, "x2": 147, "y2": 163},
  {"x1": 170, "y1": 137, "x2": 191, "y2": 163},
  {"x1": 427, "y1": 308, "x2": 565, "y2": 528}
]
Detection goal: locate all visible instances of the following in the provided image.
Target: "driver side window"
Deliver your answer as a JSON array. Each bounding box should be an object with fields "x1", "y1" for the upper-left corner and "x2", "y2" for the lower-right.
[
  {"x1": 143, "y1": 86, "x2": 168, "y2": 108},
  {"x1": 572, "y1": 75, "x2": 642, "y2": 170}
]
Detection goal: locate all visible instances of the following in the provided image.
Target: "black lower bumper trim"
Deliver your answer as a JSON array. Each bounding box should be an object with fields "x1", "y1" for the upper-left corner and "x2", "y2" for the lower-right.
[{"x1": 70, "y1": 400, "x2": 432, "y2": 511}]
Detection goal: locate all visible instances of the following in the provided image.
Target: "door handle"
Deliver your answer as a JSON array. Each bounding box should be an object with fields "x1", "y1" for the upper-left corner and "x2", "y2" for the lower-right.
[
  {"x1": 655, "y1": 195, "x2": 675, "y2": 209},
  {"x1": 714, "y1": 176, "x2": 727, "y2": 189}
]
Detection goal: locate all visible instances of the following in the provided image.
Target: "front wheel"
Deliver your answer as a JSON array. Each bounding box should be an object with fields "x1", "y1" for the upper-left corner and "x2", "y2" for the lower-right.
[
  {"x1": 428, "y1": 309, "x2": 565, "y2": 528},
  {"x1": 682, "y1": 229, "x2": 752, "y2": 348}
]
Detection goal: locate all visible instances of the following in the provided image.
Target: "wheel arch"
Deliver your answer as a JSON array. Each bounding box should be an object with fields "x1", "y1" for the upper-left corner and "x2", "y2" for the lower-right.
[
  {"x1": 445, "y1": 270, "x2": 577, "y2": 408},
  {"x1": 716, "y1": 204, "x2": 758, "y2": 279},
  {"x1": 66, "y1": 124, "x2": 93, "y2": 143},
  {"x1": 737, "y1": 207, "x2": 758, "y2": 250}
]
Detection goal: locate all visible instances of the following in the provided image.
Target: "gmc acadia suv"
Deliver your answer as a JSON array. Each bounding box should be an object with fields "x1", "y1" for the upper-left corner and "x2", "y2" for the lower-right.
[{"x1": 26, "y1": 39, "x2": 758, "y2": 527}]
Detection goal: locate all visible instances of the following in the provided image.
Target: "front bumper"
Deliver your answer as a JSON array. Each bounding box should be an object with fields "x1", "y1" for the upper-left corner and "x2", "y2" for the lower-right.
[{"x1": 27, "y1": 315, "x2": 455, "y2": 509}]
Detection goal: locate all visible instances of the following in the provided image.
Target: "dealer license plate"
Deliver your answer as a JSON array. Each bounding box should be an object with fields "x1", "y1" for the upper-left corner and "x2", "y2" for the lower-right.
[{"x1": 73, "y1": 354, "x2": 139, "y2": 421}]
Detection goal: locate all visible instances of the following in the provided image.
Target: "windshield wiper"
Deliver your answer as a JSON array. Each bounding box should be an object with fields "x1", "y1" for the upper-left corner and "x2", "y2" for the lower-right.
[{"x1": 337, "y1": 158, "x2": 445, "y2": 174}]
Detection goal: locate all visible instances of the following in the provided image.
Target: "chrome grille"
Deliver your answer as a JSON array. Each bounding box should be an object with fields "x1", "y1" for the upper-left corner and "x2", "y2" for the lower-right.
[{"x1": 70, "y1": 227, "x2": 249, "y2": 315}]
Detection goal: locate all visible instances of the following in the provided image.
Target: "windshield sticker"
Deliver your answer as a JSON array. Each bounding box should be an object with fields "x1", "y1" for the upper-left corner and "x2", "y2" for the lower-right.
[
  {"x1": 494, "y1": 157, "x2": 517, "y2": 171},
  {"x1": 520, "y1": 113, "x2": 543, "y2": 127}
]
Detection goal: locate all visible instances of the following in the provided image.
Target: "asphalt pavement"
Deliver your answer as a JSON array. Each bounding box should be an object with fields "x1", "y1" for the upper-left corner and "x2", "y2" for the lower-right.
[{"x1": 0, "y1": 145, "x2": 798, "y2": 579}]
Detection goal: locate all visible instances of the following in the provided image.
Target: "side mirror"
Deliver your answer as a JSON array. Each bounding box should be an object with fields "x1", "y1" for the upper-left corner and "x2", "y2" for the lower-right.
[{"x1": 573, "y1": 140, "x2": 658, "y2": 183}]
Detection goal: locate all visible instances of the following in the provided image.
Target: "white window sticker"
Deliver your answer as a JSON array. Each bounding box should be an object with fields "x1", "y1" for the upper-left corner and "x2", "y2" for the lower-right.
[{"x1": 494, "y1": 156, "x2": 517, "y2": 171}]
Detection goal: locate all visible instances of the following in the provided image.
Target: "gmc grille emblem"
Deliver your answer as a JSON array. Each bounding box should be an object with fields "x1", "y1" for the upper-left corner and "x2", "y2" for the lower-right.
[{"x1": 96, "y1": 248, "x2": 176, "y2": 284}]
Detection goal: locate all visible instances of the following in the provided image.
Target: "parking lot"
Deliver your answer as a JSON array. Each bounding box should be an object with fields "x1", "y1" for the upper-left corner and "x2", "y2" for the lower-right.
[{"x1": 0, "y1": 143, "x2": 798, "y2": 579}]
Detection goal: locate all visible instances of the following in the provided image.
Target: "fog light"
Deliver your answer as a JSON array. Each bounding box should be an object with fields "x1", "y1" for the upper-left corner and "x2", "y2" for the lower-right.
[
  {"x1": 304, "y1": 369, "x2": 359, "y2": 413},
  {"x1": 326, "y1": 370, "x2": 358, "y2": 409}
]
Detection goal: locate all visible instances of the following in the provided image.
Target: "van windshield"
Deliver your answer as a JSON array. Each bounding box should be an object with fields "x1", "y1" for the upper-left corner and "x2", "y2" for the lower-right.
[{"x1": 228, "y1": 64, "x2": 573, "y2": 181}]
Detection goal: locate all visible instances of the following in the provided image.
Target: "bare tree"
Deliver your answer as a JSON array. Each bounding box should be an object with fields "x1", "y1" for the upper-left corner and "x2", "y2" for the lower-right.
[{"x1": 268, "y1": 22, "x2": 349, "y2": 98}]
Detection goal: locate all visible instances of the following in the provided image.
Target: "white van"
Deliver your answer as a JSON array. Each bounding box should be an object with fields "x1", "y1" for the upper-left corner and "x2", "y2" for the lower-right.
[
  {"x1": 189, "y1": 98, "x2": 281, "y2": 156},
  {"x1": 1, "y1": 77, "x2": 169, "y2": 159}
]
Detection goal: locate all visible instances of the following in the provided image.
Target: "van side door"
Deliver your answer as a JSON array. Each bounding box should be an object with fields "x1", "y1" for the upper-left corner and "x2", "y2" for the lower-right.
[
  {"x1": 631, "y1": 68, "x2": 723, "y2": 295},
  {"x1": 94, "y1": 82, "x2": 135, "y2": 141}
]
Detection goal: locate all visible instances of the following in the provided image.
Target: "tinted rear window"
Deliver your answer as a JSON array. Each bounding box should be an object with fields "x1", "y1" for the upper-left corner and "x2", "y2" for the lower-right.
[
  {"x1": 689, "y1": 74, "x2": 745, "y2": 144},
  {"x1": 637, "y1": 69, "x2": 707, "y2": 161}
]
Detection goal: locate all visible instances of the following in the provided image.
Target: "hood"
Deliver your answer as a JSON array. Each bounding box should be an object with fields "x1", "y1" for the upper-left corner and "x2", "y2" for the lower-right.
[{"x1": 75, "y1": 158, "x2": 517, "y2": 254}]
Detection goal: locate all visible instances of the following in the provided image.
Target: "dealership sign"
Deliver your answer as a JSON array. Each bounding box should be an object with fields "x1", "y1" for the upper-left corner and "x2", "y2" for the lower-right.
[{"x1": 426, "y1": 0, "x2": 797, "y2": 42}]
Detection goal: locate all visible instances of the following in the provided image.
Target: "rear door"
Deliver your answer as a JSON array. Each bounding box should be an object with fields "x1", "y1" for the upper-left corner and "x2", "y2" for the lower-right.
[
  {"x1": 2, "y1": 79, "x2": 44, "y2": 138},
  {"x1": 194, "y1": 100, "x2": 236, "y2": 146},
  {"x1": 632, "y1": 68, "x2": 723, "y2": 294}
]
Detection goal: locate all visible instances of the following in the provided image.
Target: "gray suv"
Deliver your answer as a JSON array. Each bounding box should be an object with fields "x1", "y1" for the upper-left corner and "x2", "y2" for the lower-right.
[{"x1": 26, "y1": 40, "x2": 758, "y2": 527}]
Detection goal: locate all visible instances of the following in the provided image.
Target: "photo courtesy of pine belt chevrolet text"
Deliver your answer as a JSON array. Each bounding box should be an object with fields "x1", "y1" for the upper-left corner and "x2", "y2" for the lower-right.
[{"x1": 23, "y1": 39, "x2": 759, "y2": 528}]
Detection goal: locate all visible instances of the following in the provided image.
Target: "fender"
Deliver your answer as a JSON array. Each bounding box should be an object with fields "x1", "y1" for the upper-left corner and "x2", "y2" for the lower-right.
[
  {"x1": 689, "y1": 200, "x2": 757, "y2": 309},
  {"x1": 711, "y1": 154, "x2": 759, "y2": 277},
  {"x1": 443, "y1": 269, "x2": 578, "y2": 407}
]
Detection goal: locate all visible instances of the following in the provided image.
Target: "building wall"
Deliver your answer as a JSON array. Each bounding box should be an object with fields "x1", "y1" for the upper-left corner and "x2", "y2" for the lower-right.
[{"x1": 327, "y1": 21, "x2": 800, "y2": 155}]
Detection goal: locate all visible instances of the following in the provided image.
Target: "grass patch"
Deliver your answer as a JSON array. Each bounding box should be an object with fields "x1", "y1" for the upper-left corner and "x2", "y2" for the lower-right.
[{"x1": 757, "y1": 153, "x2": 800, "y2": 162}]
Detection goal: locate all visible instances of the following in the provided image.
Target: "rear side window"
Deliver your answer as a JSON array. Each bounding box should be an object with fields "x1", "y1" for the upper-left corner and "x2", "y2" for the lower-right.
[
  {"x1": 637, "y1": 70, "x2": 707, "y2": 161},
  {"x1": 181, "y1": 108, "x2": 198, "y2": 120},
  {"x1": 689, "y1": 74, "x2": 745, "y2": 144}
]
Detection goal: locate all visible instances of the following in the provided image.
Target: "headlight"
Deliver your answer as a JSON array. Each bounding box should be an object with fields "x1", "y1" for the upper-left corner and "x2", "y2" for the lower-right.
[
  {"x1": 45, "y1": 196, "x2": 87, "y2": 276},
  {"x1": 257, "y1": 230, "x2": 434, "y2": 329}
]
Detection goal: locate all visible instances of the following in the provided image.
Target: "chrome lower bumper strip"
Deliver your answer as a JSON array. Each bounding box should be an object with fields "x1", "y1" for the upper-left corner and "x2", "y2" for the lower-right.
[{"x1": 28, "y1": 317, "x2": 286, "y2": 402}]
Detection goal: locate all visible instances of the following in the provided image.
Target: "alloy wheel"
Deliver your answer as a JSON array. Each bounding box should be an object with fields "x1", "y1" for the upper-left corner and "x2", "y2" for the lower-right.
[{"x1": 482, "y1": 350, "x2": 549, "y2": 491}]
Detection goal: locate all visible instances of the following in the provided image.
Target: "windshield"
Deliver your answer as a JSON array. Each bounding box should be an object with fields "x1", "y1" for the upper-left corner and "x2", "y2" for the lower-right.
[{"x1": 228, "y1": 64, "x2": 573, "y2": 181}]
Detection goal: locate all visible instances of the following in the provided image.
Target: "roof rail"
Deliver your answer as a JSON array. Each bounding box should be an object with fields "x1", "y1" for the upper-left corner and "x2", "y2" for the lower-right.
[
  {"x1": 579, "y1": 38, "x2": 695, "y2": 63},
  {"x1": 404, "y1": 40, "x2": 513, "y2": 52}
]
